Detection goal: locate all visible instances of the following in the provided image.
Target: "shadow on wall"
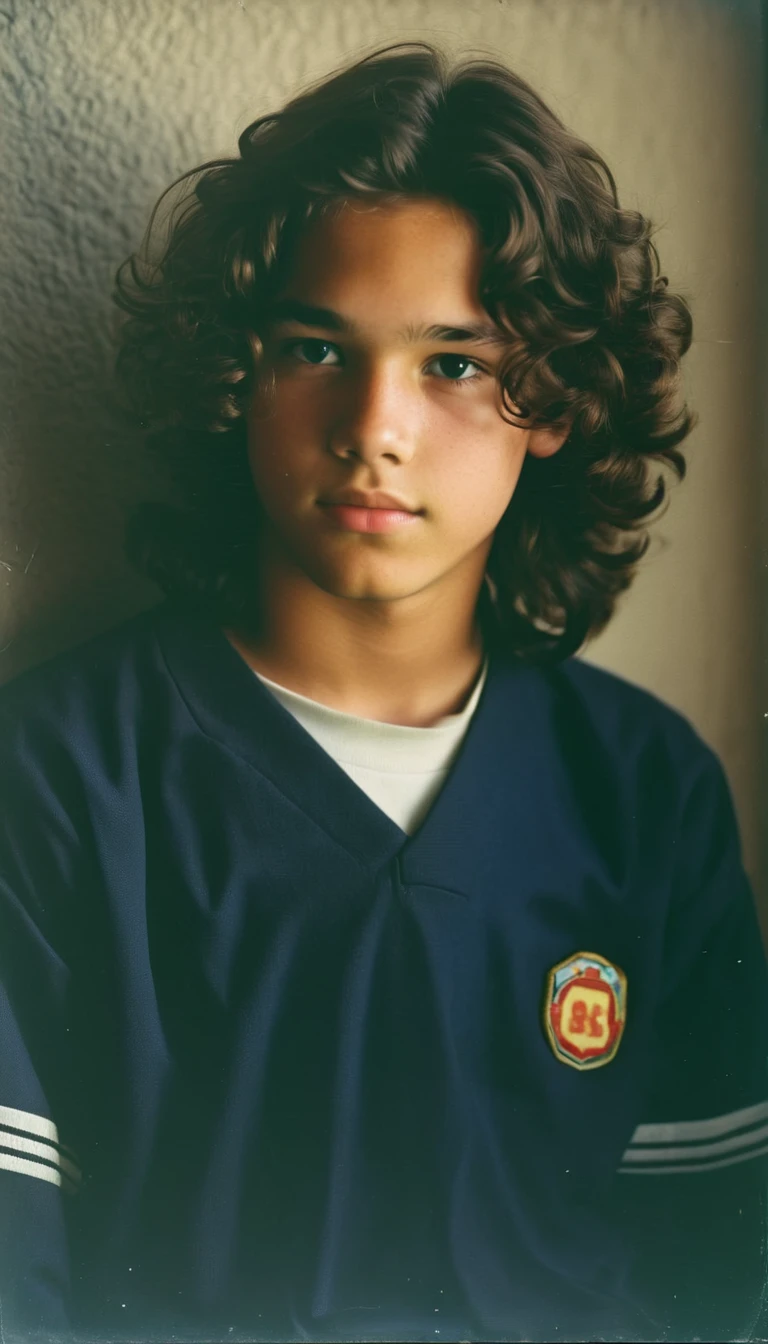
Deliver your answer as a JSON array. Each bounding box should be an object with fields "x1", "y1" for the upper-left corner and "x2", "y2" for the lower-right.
[
  {"x1": 0, "y1": 350, "x2": 167, "y2": 686},
  {"x1": 0, "y1": 23, "x2": 180, "y2": 685},
  {"x1": 0, "y1": 336, "x2": 166, "y2": 682}
]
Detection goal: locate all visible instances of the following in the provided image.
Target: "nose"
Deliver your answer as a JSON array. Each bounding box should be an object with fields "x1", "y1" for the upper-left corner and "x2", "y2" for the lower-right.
[{"x1": 328, "y1": 361, "x2": 419, "y2": 466}]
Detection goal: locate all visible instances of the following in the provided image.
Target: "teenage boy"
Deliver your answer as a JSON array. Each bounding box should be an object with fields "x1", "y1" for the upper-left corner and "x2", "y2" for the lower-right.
[{"x1": 1, "y1": 42, "x2": 766, "y2": 1344}]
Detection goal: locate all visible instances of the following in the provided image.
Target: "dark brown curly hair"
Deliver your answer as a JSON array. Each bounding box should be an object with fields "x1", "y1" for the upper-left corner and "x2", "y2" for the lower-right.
[{"x1": 114, "y1": 41, "x2": 695, "y2": 662}]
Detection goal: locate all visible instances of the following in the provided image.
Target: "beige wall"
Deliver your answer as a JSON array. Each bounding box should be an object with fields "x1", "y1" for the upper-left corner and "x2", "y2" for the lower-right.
[{"x1": 1, "y1": 0, "x2": 764, "y2": 902}]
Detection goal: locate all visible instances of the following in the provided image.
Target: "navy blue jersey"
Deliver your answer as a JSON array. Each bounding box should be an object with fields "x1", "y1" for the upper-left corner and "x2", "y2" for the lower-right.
[{"x1": 0, "y1": 600, "x2": 766, "y2": 1343}]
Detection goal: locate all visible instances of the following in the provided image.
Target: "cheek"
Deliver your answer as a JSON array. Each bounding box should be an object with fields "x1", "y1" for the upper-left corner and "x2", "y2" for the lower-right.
[
  {"x1": 250, "y1": 374, "x2": 332, "y2": 449},
  {"x1": 452, "y1": 466, "x2": 524, "y2": 538},
  {"x1": 427, "y1": 410, "x2": 529, "y2": 526},
  {"x1": 246, "y1": 431, "x2": 289, "y2": 518},
  {"x1": 246, "y1": 398, "x2": 313, "y2": 501}
]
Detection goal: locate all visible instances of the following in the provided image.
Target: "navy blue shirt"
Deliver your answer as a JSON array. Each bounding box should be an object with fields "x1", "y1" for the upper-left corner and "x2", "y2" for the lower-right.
[{"x1": 0, "y1": 600, "x2": 766, "y2": 1342}]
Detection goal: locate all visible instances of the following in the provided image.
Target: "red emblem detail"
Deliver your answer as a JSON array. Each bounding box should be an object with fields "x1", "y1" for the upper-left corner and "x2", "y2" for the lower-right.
[{"x1": 543, "y1": 952, "x2": 627, "y2": 1071}]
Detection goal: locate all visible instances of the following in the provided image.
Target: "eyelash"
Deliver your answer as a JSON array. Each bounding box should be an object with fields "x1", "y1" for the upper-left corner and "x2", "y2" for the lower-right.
[{"x1": 278, "y1": 338, "x2": 487, "y2": 388}]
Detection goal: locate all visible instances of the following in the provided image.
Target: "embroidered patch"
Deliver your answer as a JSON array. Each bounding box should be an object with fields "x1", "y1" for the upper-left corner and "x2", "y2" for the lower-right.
[{"x1": 543, "y1": 952, "x2": 627, "y2": 1070}]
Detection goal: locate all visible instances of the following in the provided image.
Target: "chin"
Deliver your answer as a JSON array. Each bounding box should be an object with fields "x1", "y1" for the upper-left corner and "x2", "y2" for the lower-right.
[
  {"x1": 304, "y1": 558, "x2": 433, "y2": 603},
  {"x1": 316, "y1": 575, "x2": 418, "y2": 603}
]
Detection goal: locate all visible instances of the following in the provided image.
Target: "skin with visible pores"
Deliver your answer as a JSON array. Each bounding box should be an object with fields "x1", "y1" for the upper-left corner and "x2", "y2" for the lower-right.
[{"x1": 225, "y1": 198, "x2": 567, "y2": 725}]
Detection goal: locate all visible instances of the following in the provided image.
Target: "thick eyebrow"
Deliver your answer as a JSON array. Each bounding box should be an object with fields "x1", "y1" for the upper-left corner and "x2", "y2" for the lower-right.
[{"x1": 267, "y1": 299, "x2": 506, "y2": 346}]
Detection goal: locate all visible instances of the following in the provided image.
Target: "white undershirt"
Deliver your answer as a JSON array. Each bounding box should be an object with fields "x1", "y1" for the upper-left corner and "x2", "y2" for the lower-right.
[{"x1": 252, "y1": 658, "x2": 490, "y2": 835}]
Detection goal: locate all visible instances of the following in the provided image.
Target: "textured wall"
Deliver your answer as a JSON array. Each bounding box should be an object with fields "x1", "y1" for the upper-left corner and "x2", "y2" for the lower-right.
[{"x1": 1, "y1": 0, "x2": 764, "y2": 897}]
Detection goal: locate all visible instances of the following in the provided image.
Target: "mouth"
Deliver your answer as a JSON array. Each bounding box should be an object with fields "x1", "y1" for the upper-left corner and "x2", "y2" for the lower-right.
[
  {"x1": 317, "y1": 501, "x2": 424, "y2": 534},
  {"x1": 318, "y1": 491, "x2": 422, "y2": 513}
]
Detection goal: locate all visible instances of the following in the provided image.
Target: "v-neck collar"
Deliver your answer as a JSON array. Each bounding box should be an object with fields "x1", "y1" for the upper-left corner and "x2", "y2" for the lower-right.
[{"x1": 153, "y1": 601, "x2": 553, "y2": 890}]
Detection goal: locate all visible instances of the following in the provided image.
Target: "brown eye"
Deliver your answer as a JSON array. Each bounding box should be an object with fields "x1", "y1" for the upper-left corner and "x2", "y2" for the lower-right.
[
  {"x1": 282, "y1": 338, "x2": 341, "y2": 366},
  {"x1": 426, "y1": 354, "x2": 483, "y2": 383}
]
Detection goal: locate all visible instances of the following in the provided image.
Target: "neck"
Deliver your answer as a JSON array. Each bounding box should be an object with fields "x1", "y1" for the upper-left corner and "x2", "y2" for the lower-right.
[{"x1": 223, "y1": 561, "x2": 489, "y2": 728}]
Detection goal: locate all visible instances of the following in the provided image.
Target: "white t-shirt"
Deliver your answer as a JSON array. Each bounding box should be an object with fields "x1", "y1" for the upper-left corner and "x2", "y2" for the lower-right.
[{"x1": 252, "y1": 658, "x2": 489, "y2": 835}]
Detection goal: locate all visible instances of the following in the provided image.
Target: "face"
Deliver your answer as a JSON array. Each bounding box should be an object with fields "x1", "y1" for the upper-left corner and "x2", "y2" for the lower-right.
[{"x1": 247, "y1": 197, "x2": 564, "y2": 609}]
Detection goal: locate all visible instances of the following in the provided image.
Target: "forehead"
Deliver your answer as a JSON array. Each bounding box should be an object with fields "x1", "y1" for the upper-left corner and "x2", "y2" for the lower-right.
[{"x1": 279, "y1": 197, "x2": 488, "y2": 323}]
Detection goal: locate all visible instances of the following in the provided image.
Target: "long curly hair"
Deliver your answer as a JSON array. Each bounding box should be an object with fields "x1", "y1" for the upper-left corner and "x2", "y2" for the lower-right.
[{"x1": 114, "y1": 41, "x2": 695, "y2": 662}]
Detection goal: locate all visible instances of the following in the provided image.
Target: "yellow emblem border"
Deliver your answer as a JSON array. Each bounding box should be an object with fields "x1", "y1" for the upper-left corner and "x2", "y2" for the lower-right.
[{"x1": 543, "y1": 950, "x2": 627, "y2": 1072}]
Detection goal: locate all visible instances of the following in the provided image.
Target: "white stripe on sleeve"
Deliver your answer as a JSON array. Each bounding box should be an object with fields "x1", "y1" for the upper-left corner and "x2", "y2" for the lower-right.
[
  {"x1": 619, "y1": 1100, "x2": 768, "y2": 1175},
  {"x1": 0, "y1": 1103, "x2": 81, "y2": 1192}
]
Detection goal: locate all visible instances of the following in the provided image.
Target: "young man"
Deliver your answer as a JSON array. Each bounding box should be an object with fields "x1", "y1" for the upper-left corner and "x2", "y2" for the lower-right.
[{"x1": 1, "y1": 42, "x2": 766, "y2": 1344}]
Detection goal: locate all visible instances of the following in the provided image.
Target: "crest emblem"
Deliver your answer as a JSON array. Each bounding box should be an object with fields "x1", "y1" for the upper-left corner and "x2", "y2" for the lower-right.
[{"x1": 543, "y1": 951, "x2": 627, "y2": 1070}]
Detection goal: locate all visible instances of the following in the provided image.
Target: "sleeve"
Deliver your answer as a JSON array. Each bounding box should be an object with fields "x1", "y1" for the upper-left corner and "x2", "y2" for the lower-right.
[
  {"x1": 0, "y1": 709, "x2": 83, "y2": 1344},
  {"x1": 613, "y1": 744, "x2": 768, "y2": 1343}
]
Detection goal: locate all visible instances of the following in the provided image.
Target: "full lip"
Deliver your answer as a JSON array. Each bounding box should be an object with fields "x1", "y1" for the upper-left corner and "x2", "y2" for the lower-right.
[{"x1": 318, "y1": 490, "x2": 423, "y2": 514}]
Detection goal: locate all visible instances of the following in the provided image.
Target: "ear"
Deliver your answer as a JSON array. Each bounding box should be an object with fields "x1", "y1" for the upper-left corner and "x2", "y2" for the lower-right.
[{"x1": 526, "y1": 421, "x2": 571, "y2": 459}]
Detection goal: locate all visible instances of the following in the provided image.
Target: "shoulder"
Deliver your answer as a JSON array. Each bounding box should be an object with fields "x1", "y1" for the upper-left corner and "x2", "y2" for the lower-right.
[
  {"x1": 550, "y1": 654, "x2": 719, "y2": 781},
  {"x1": 530, "y1": 658, "x2": 750, "y2": 924},
  {"x1": 510, "y1": 654, "x2": 735, "y2": 843},
  {"x1": 0, "y1": 601, "x2": 181, "y2": 759}
]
